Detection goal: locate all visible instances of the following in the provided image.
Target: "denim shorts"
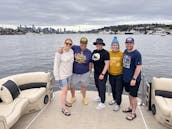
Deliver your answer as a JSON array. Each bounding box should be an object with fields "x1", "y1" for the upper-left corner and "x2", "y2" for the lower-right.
[{"x1": 59, "y1": 76, "x2": 72, "y2": 89}]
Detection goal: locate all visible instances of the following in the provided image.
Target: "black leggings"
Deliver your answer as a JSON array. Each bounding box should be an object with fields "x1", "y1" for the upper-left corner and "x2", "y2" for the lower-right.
[
  {"x1": 94, "y1": 73, "x2": 108, "y2": 103},
  {"x1": 109, "y1": 74, "x2": 123, "y2": 105}
]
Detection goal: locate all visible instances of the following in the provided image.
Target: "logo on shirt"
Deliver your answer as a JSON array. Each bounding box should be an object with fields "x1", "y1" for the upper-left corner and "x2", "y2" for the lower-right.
[
  {"x1": 123, "y1": 55, "x2": 131, "y2": 69},
  {"x1": 110, "y1": 57, "x2": 122, "y2": 67},
  {"x1": 92, "y1": 53, "x2": 100, "y2": 61},
  {"x1": 75, "y1": 52, "x2": 86, "y2": 64}
]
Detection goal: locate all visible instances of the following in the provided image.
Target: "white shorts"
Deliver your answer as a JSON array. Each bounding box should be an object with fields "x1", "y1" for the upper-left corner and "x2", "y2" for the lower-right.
[{"x1": 71, "y1": 72, "x2": 90, "y2": 88}]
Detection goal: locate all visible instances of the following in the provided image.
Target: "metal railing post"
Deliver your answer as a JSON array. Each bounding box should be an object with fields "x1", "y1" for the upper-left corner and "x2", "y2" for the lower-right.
[{"x1": 140, "y1": 73, "x2": 145, "y2": 106}]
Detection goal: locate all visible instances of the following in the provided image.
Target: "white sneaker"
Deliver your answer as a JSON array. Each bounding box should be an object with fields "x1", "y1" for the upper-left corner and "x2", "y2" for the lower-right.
[
  {"x1": 109, "y1": 100, "x2": 116, "y2": 105},
  {"x1": 113, "y1": 104, "x2": 120, "y2": 111},
  {"x1": 94, "y1": 96, "x2": 101, "y2": 102},
  {"x1": 96, "y1": 103, "x2": 105, "y2": 110}
]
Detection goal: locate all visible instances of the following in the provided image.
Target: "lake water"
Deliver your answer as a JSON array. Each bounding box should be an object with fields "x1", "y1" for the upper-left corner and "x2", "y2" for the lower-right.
[{"x1": 0, "y1": 34, "x2": 172, "y2": 85}]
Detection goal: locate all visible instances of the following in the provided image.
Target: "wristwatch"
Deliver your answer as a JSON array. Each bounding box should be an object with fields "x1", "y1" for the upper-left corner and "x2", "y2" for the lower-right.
[
  {"x1": 132, "y1": 77, "x2": 136, "y2": 80},
  {"x1": 101, "y1": 73, "x2": 105, "y2": 76}
]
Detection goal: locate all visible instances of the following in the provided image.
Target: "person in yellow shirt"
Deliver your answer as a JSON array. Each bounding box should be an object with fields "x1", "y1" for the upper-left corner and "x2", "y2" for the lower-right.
[{"x1": 109, "y1": 36, "x2": 124, "y2": 111}]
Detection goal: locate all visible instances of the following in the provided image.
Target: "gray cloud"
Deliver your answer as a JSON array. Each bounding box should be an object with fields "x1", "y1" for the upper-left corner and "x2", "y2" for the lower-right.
[{"x1": 0, "y1": 0, "x2": 172, "y2": 27}]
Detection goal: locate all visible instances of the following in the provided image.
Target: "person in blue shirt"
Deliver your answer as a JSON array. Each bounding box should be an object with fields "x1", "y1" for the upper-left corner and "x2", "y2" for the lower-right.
[
  {"x1": 122, "y1": 37, "x2": 142, "y2": 120},
  {"x1": 70, "y1": 37, "x2": 92, "y2": 105}
]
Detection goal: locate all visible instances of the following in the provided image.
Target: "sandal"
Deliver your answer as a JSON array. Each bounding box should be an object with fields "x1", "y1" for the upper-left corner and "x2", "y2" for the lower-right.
[
  {"x1": 62, "y1": 108, "x2": 71, "y2": 116},
  {"x1": 65, "y1": 101, "x2": 72, "y2": 107},
  {"x1": 126, "y1": 113, "x2": 137, "y2": 121},
  {"x1": 122, "y1": 107, "x2": 132, "y2": 113}
]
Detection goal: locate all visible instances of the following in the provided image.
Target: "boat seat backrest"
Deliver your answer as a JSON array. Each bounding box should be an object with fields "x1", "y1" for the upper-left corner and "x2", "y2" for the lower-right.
[
  {"x1": 12, "y1": 72, "x2": 50, "y2": 86},
  {"x1": 152, "y1": 77, "x2": 172, "y2": 92}
]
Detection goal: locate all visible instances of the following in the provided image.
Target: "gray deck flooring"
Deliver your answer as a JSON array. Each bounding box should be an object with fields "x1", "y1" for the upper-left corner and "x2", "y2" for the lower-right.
[{"x1": 12, "y1": 91, "x2": 168, "y2": 129}]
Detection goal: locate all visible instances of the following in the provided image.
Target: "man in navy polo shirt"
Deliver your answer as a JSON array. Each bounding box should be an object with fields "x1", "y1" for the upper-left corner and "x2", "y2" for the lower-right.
[
  {"x1": 70, "y1": 37, "x2": 92, "y2": 105},
  {"x1": 123, "y1": 37, "x2": 142, "y2": 120}
]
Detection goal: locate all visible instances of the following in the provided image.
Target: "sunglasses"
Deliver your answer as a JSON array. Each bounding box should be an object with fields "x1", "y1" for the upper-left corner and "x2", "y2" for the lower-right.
[{"x1": 65, "y1": 42, "x2": 72, "y2": 46}]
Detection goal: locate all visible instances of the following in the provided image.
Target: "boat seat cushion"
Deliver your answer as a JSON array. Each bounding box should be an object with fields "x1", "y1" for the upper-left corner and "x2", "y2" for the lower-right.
[
  {"x1": 19, "y1": 88, "x2": 46, "y2": 103},
  {"x1": 153, "y1": 77, "x2": 172, "y2": 91},
  {"x1": 3, "y1": 80, "x2": 20, "y2": 100},
  {"x1": 0, "y1": 86, "x2": 13, "y2": 103},
  {"x1": 0, "y1": 80, "x2": 20, "y2": 103},
  {"x1": 155, "y1": 96, "x2": 172, "y2": 117},
  {"x1": 0, "y1": 97, "x2": 28, "y2": 128}
]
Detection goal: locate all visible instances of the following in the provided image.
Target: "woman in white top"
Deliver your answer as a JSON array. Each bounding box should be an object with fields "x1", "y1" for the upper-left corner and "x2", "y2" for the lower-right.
[{"x1": 53, "y1": 38, "x2": 74, "y2": 116}]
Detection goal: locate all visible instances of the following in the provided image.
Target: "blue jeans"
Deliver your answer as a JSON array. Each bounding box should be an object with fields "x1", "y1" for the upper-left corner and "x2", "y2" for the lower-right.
[{"x1": 109, "y1": 74, "x2": 123, "y2": 105}]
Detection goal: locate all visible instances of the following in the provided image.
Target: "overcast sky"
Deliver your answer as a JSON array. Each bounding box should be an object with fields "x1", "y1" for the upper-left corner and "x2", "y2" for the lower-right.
[{"x1": 0, "y1": 0, "x2": 172, "y2": 30}]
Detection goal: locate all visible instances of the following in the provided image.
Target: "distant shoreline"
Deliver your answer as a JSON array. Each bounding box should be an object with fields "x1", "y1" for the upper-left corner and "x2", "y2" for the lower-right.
[{"x1": 0, "y1": 23, "x2": 172, "y2": 35}]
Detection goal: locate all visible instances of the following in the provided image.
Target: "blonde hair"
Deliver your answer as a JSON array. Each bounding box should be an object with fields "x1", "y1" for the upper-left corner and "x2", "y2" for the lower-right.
[{"x1": 64, "y1": 38, "x2": 73, "y2": 44}]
